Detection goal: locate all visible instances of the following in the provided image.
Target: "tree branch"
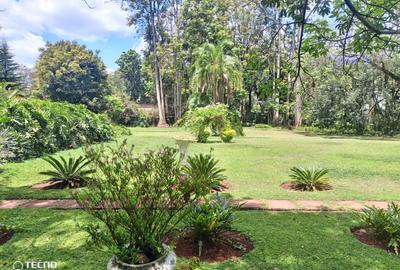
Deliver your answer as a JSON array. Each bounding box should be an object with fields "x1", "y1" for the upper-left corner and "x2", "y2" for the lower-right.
[{"x1": 344, "y1": 0, "x2": 400, "y2": 34}]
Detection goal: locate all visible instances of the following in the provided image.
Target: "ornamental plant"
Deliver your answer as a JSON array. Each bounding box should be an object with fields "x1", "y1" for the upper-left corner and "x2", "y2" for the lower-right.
[
  {"x1": 74, "y1": 141, "x2": 225, "y2": 265},
  {"x1": 220, "y1": 128, "x2": 236, "y2": 143},
  {"x1": 184, "y1": 104, "x2": 240, "y2": 143},
  {"x1": 289, "y1": 167, "x2": 331, "y2": 191},
  {"x1": 359, "y1": 202, "x2": 400, "y2": 254},
  {"x1": 185, "y1": 194, "x2": 237, "y2": 257}
]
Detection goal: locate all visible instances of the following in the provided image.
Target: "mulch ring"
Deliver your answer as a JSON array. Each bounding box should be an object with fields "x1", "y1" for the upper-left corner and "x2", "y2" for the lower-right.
[
  {"x1": 31, "y1": 179, "x2": 68, "y2": 190},
  {"x1": 168, "y1": 230, "x2": 253, "y2": 262},
  {"x1": 351, "y1": 227, "x2": 397, "y2": 254},
  {"x1": 280, "y1": 181, "x2": 332, "y2": 191},
  {"x1": 0, "y1": 229, "x2": 13, "y2": 245},
  {"x1": 212, "y1": 180, "x2": 231, "y2": 193}
]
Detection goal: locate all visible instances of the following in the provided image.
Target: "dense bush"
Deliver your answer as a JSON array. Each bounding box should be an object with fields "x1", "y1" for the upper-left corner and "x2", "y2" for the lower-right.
[
  {"x1": 220, "y1": 128, "x2": 235, "y2": 143},
  {"x1": 360, "y1": 202, "x2": 400, "y2": 254},
  {"x1": 185, "y1": 195, "x2": 236, "y2": 256},
  {"x1": 184, "y1": 104, "x2": 241, "y2": 143},
  {"x1": 104, "y1": 95, "x2": 151, "y2": 127},
  {"x1": 75, "y1": 142, "x2": 225, "y2": 264},
  {"x1": 0, "y1": 99, "x2": 113, "y2": 160}
]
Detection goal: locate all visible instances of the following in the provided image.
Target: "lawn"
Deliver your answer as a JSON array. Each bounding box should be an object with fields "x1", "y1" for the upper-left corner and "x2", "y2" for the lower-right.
[
  {"x1": 0, "y1": 209, "x2": 398, "y2": 270},
  {"x1": 1, "y1": 127, "x2": 400, "y2": 201}
]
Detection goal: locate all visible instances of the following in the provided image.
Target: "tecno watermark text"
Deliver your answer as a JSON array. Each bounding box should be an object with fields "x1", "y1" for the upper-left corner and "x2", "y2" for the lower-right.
[{"x1": 12, "y1": 260, "x2": 57, "y2": 270}]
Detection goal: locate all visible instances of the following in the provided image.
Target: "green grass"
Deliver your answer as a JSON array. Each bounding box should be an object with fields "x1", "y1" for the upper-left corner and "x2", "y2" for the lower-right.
[
  {"x1": 1, "y1": 127, "x2": 400, "y2": 201},
  {"x1": 0, "y1": 209, "x2": 399, "y2": 269}
]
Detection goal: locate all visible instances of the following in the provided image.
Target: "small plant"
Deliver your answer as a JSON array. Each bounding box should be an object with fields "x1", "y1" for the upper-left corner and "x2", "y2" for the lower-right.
[
  {"x1": 359, "y1": 202, "x2": 400, "y2": 254},
  {"x1": 197, "y1": 130, "x2": 210, "y2": 143},
  {"x1": 185, "y1": 194, "x2": 237, "y2": 257},
  {"x1": 74, "y1": 141, "x2": 225, "y2": 266},
  {"x1": 183, "y1": 153, "x2": 226, "y2": 194},
  {"x1": 289, "y1": 166, "x2": 331, "y2": 191},
  {"x1": 220, "y1": 129, "x2": 236, "y2": 143},
  {"x1": 40, "y1": 155, "x2": 94, "y2": 188}
]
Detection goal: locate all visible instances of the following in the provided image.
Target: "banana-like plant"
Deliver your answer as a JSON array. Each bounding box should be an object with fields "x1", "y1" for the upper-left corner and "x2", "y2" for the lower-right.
[
  {"x1": 40, "y1": 155, "x2": 94, "y2": 188},
  {"x1": 289, "y1": 166, "x2": 331, "y2": 191}
]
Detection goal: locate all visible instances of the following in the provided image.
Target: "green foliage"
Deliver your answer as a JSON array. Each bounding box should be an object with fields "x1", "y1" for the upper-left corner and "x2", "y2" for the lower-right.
[
  {"x1": 184, "y1": 104, "x2": 238, "y2": 143},
  {"x1": 116, "y1": 49, "x2": 145, "y2": 101},
  {"x1": 220, "y1": 128, "x2": 235, "y2": 143},
  {"x1": 289, "y1": 167, "x2": 331, "y2": 191},
  {"x1": 254, "y1": 124, "x2": 272, "y2": 129},
  {"x1": 359, "y1": 202, "x2": 400, "y2": 254},
  {"x1": 183, "y1": 153, "x2": 226, "y2": 193},
  {"x1": 190, "y1": 42, "x2": 243, "y2": 105},
  {"x1": 40, "y1": 155, "x2": 94, "y2": 188},
  {"x1": 185, "y1": 194, "x2": 236, "y2": 257},
  {"x1": 34, "y1": 40, "x2": 109, "y2": 111},
  {"x1": 0, "y1": 40, "x2": 20, "y2": 85},
  {"x1": 75, "y1": 142, "x2": 225, "y2": 264},
  {"x1": 104, "y1": 94, "x2": 151, "y2": 127},
  {"x1": 0, "y1": 98, "x2": 113, "y2": 160}
]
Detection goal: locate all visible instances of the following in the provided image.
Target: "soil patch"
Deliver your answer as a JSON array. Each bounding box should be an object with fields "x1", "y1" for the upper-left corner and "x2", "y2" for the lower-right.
[
  {"x1": 168, "y1": 230, "x2": 253, "y2": 262},
  {"x1": 31, "y1": 180, "x2": 68, "y2": 190},
  {"x1": 0, "y1": 229, "x2": 13, "y2": 245},
  {"x1": 280, "y1": 181, "x2": 332, "y2": 191},
  {"x1": 351, "y1": 227, "x2": 397, "y2": 254}
]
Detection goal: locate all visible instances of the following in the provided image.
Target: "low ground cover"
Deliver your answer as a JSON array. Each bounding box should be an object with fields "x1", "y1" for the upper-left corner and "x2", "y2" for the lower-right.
[
  {"x1": 0, "y1": 209, "x2": 399, "y2": 270},
  {"x1": 1, "y1": 127, "x2": 400, "y2": 201}
]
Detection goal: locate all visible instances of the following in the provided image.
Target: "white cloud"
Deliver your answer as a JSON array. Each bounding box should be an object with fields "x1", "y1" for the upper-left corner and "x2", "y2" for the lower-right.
[
  {"x1": 133, "y1": 37, "x2": 147, "y2": 55},
  {"x1": 0, "y1": 0, "x2": 134, "y2": 66},
  {"x1": 8, "y1": 33, "x2": 46, "y2": 68}
]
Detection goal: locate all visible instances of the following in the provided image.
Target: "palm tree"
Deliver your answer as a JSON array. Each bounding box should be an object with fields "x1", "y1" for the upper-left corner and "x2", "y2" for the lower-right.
[{"x1": 190, "y1": 41, "x2": 243, "y2": 104}]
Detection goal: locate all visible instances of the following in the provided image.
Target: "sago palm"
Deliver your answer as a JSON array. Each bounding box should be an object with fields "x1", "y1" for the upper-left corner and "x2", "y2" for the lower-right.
[
  {"x1": 289, "y1": 166, "x2": 331, "y2": 191},
  {"x1": 40, "y1": 155, "x2": 94, "y2": 188}
]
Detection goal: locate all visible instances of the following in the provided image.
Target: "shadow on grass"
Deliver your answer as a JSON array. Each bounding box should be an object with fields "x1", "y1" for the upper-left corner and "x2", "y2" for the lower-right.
[
  {"x1": 0, "y1": 185, "x2": 71, "y2": 200},
  {"x1": 295, "y1": 131, "x2": 400, "y2": 142}
]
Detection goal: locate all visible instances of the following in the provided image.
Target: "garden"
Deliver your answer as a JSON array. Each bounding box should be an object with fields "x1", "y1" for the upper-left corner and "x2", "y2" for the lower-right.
[{"x1": 1, "y1": 0, "x2": 400, "y2": 270}]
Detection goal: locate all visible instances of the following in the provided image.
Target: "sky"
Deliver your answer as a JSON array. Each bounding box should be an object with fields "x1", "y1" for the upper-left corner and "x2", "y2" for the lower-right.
[{"x1": 0, "y1": 0, "x2": 145, "y2": 71}]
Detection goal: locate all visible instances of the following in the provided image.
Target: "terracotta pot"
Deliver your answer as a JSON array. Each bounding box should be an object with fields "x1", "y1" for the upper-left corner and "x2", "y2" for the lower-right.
[{"x1": 107, "y1": 246, "x2": 176, "y2": 270}]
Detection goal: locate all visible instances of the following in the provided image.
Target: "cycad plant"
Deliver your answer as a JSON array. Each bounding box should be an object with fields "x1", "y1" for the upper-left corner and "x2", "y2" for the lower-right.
[
  {"x1": 289, "y1": 166, "x2": 331, "y2": 191},
  {"x1": 183, "y1": 153, "x2": 226, "y2": 194},
  {"x1": 40, "y1": 155, "x2": 94, "y2": 188},
  {"x1": 359, "y1": 202, "x2": 400, "y2": 254}
]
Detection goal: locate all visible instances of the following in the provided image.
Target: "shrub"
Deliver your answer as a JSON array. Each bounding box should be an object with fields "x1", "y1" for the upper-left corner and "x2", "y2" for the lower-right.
[
  {"x1": 185, "y1": 195, "x2": 237, "y2": 256},
  {"x1": 0, "y1": 99, "x2": 113, "y2": 160},
  {"x1": 254, "y1": 124, "x2": 272, "y2": 129},
  {"x1": 289, "y1": 167, "x2": 331, "y2": 191},
  {"x1": 359, "y1": 202, "x2": 400, "y2": 254},
  {"x1": 184, "y1": 104, "x2": 242, "y2": 143},
  {"x1": 74, "y1": 142, "x2": 225, "y2": 265},
  {"x1": 220, "y1": 129, "x2": 236, "y2": 143},
  {"x1": 40, "y1": 155, "x2": 94, "y2": 188},
  {"x1": 104, "y1": 94, "x2": 151, "y2": 127}
]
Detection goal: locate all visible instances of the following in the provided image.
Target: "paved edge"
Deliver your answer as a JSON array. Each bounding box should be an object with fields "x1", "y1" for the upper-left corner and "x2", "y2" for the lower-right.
[{"x1": 0, "y1": 199, "x2": 392, "y2": 212}]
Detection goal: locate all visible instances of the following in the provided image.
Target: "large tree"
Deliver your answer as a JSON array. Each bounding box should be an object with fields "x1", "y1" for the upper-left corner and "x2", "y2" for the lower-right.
[
  {"x1": 190, "y1": 42, "x2": 243, "y2": 105},
  {"x1": 116, "y1": 49, "x2": 144, "y2": 101},
  {"x1": 0, "y1": 40, "x2": 20, "y2": 84},
  {"x1": 124, "y1": 0, "x2": 170, "y2": 127},
  {"x1": 34, "y1": 40, "x2": 109, "y2": 111}
]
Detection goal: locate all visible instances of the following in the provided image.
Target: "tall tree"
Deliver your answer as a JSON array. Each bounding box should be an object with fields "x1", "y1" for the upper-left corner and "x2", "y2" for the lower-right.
[
  {"x1": 116, "y1": 49, "x2": 144, "y2": 101},
  {"x1": 0, "y1": 40, "x2": 19, "y2": 84},
  {"x1": 34, "y1": 40, "x2": 109, "y2": 111},
  {"x1": 190, "y1": 42, "x2": 243, "y2": 105},
  {"x1": 125, "y1": 0, "x2": 170, "y2": 127}
]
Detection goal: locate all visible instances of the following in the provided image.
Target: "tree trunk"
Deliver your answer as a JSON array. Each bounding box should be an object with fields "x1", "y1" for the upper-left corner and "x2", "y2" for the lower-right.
[
  {"x1": 294, "y1": 80, "x2": 302, "y2": 128},
  {"x1": 150, "y1": 3, "x2": 168, "y2": 127}
]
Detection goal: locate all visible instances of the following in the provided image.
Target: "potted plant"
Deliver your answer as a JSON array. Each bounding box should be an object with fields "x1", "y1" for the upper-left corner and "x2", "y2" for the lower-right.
[{"x1": 74, "y1": 141, "x2": 225, "y2": 270}]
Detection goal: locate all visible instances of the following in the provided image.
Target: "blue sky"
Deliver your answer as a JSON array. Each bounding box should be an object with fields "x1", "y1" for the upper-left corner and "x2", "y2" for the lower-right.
[{"x1": 0, "y1": 0, "x2": 145, "y2": 71}]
